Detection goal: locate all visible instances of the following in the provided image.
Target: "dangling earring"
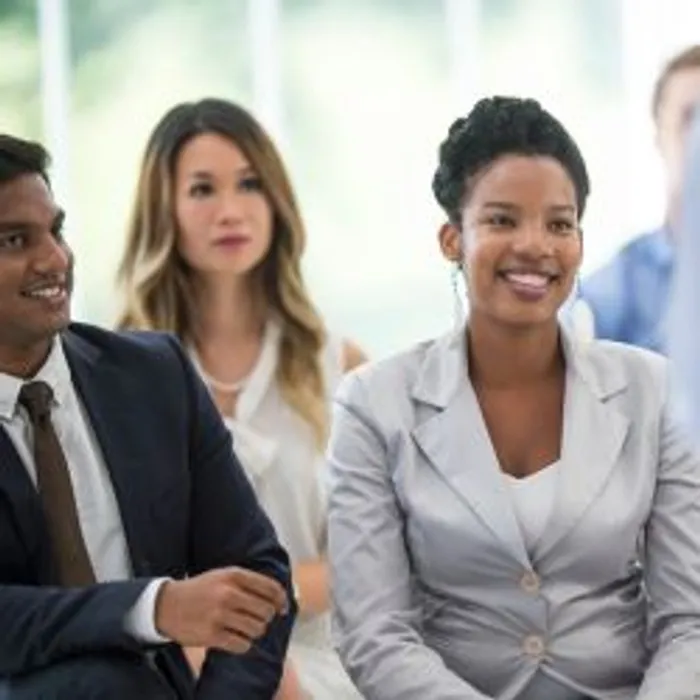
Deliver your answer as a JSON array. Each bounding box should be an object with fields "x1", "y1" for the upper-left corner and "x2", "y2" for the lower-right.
[{"x1": 451, "y1": 261, "x2": 466, "y2": 328}]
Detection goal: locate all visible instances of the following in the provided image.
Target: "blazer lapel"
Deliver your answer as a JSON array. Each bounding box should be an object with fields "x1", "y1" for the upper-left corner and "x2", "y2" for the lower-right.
[
  {"x1": 61, "y1": 329, "x2": 152, "y2": 575},
  {"x1": 535, "y1": 330, "x2": 630, "y2": 560},
  {"x1": 411, "y1": 329, "x2": 530, "y2": 569},
  {"x1": 0, "y1": 428, "x2": 53, "y2": 578}
]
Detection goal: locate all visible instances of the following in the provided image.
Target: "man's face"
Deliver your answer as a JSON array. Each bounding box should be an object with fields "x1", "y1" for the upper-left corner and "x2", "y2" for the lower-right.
[
  {"x1": 656, "y1": 66, "x2": 700, "y2": 225},
  {"x1": 0, "y1": 173, "x2": 73, "y2": 364}
]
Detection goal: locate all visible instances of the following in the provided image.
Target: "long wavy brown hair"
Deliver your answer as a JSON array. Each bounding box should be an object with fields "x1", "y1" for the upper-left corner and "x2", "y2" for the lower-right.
[{"x1": 116, "y1": 98, "x2": 328, "y2": 448}]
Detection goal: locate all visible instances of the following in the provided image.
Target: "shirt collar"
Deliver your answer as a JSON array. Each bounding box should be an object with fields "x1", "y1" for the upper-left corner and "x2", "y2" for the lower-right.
[{"x1": 0, "y1": 338, "x2": 71, "y2": 421}]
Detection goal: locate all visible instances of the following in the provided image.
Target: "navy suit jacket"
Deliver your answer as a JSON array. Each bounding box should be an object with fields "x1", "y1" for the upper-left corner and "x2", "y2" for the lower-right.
[{"x1": 0, "y1": 323, "x2": 295, "y2": 697}]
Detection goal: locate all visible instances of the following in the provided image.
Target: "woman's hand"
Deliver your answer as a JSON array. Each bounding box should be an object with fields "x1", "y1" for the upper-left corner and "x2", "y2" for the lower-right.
[
  {"x1": 293, "y1": 560, "x2": 329, "y2": 617},
  {"x1": 184, "y1": 646, "x2": 206, "y2": 676},
  {"x1": 274, "y1": 659, "x2": 310, "y2": 699}
]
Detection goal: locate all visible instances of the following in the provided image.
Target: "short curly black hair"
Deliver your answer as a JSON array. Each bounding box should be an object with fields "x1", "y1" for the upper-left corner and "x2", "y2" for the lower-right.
[{"x1": 432, "y1": 96, "x2": 590, "y2": 224}]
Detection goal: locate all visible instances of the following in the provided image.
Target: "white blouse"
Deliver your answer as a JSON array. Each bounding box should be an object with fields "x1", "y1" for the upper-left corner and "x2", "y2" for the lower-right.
[
  {"x1": 506, "y1": 463, "x2": 560, "y2": 557},
  {"x1": 194, "y1": 320, "x2": 362, "y2": 699}
]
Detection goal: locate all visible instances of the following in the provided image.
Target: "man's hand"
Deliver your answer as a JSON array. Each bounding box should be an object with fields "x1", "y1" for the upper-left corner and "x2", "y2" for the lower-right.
[{"x1": 155, "y1": 567, "x2": 289, "y2": 654}]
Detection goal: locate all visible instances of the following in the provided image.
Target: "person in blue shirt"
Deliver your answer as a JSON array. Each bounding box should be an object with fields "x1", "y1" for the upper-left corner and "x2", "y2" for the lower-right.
[
  {"x1": 581, "y1": 44, "x2": 700, "y2": 353},
  {"x1": 668, "y1": 103, "x2": 700, "y2": 442}
]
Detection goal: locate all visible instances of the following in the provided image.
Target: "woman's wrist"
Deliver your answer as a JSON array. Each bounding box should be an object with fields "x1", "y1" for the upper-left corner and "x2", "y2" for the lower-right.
[{"x1": 293, "y1": 579, "x2": 303, "y2": 612}]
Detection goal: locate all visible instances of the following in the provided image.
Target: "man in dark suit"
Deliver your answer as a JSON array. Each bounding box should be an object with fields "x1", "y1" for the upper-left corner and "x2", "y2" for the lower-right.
[{"x1": 0, "y1": 134, "x2": 295, "y2": 698}]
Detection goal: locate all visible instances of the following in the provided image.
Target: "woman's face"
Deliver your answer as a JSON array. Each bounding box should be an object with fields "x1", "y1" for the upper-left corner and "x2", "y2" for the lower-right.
[
  {"x1": 174, "y1": 131, "x2": 274, "y2": 279},
  {"x1": 440, "y1": 154, "x2": 583, "y2": 329}
]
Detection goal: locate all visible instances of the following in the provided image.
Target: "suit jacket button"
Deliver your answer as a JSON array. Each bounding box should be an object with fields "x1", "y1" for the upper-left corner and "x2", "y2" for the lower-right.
[
  {"x1": 520, "y1": 570, "x2": 541, "y2": 594},
  {"x1": 523, "y1": 634, "x2": 545, "y2": 657}
]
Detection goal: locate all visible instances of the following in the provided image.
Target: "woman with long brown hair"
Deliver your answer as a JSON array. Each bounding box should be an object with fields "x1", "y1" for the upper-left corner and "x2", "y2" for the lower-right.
[{"x1": 116, "y1": 98, "x2": 365, "y2": 699}]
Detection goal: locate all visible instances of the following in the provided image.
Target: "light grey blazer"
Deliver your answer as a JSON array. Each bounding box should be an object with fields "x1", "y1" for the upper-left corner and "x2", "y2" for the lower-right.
[{"x1": 327, "y1": 326, "x2": 700, "y2": 700}]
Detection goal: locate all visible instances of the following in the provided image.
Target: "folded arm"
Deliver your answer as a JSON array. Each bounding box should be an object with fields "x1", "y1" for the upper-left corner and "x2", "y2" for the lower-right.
[
  {"x1": 0, "y1": 578, "x2": 153, "y2": 676},
  {"x1": 166, "y1": 337, "x2": 295, "y2": 698}
]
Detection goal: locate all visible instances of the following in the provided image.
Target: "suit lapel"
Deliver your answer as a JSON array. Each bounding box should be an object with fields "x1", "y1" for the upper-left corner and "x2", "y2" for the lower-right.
[
  {"x1": 62, "y1": 329, "x2": 152, "y2": 575},
  {"x1": 535, "y1": 332, "x2": 630, "y2": 560},
  {"x1": 411, "y1": 329, "x2": 530, "y2": 569},
  {"x1": 0, "y1": 428, "x2": 53, "y2": 578}
]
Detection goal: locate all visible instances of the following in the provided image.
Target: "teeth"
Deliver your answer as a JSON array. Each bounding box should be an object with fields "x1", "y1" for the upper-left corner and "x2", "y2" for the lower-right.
[
  {"x1": 504, "y1": 273, "x2": 549, "y2": 289},
  {"x1": 26, "y1": 286, "x2": 63, "y2": 299}
]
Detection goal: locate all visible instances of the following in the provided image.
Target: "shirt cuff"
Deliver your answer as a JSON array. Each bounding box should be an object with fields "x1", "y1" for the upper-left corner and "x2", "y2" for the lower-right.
[{"x1": 124, "y1": 578, "x2": 171, "y2": 643}]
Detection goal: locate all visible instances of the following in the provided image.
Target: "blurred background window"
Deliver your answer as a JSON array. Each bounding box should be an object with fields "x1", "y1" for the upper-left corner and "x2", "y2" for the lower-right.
[{"x1": 3, "y1": 0, "x2": 700, "y2": 357}]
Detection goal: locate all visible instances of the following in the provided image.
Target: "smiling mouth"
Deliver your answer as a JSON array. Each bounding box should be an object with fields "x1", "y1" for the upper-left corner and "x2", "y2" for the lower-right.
[
  {"x1": 498, "y1": 271, "x2": 558, "y2": 289},
  {"x1": 21, "y1": 284, "x2": 68, "y2": 302},
  {"x1": 497, "y1": 270, "x2": 561, "y2": 302}
]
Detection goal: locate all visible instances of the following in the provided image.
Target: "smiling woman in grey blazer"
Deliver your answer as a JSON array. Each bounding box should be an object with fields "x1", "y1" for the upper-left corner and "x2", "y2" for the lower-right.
[{"x1": 326, "y1": 96, "x2": 700, "y2": 700}]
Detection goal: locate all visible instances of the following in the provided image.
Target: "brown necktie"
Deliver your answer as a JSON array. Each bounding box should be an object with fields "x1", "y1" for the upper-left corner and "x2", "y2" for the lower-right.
[{"x1": 19, "y1": 381, "x2": 96, "y2": 586}]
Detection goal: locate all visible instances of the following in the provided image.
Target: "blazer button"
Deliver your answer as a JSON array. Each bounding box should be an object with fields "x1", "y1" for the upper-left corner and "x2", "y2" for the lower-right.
[
  {"x1": 520, "y1": 570, "x2": 541, "y2": 594},
  {"x1": 523, "y1": 634, "x2": 545, "y2": 658}
]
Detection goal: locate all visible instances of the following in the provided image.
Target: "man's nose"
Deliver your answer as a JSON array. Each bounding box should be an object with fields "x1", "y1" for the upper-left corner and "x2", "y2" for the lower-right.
[{"x1": 32, "y1": 232, "x2": 71, "y2": 274}]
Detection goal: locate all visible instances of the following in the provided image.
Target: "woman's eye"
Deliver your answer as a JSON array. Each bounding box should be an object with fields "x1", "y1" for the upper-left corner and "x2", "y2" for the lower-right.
[
  {"x1": 486, "y1": 214, "x2": 516, "y2": 228},
  {"x1": 189, "y1": 182, "x2": 213, "y2": 197},
  {"x1": 239, "y1": 176, "x2": 263, "y2": 192}
]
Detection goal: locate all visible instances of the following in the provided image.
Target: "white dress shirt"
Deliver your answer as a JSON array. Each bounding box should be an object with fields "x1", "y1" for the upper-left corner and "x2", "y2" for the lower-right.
[{"x1": 0, "y1": 338, "x2": 165, "y2": 642}]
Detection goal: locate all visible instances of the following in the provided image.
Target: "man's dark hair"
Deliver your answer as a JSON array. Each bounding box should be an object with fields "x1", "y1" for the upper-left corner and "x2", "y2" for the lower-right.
[
  {"x1": 432, "y1": 96, "x2": 590, "y2": 224},
  {"x1": 0, "y1": 134, "x2": 51, "y2": 186}
]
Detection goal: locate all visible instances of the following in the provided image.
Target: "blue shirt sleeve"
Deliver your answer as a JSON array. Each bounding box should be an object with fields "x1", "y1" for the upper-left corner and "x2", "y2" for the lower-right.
[
  {"x1": 580, "y1": 254, "x2": 629, "y2": 343},
  {"x1": 668, "y1": 104, "x2": 700, "y2": 440}
]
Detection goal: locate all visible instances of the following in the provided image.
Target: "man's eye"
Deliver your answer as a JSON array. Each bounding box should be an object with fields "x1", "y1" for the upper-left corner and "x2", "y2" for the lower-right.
[{"x1": 0, "y1": 233, "x2": 25, "y2": 250}]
